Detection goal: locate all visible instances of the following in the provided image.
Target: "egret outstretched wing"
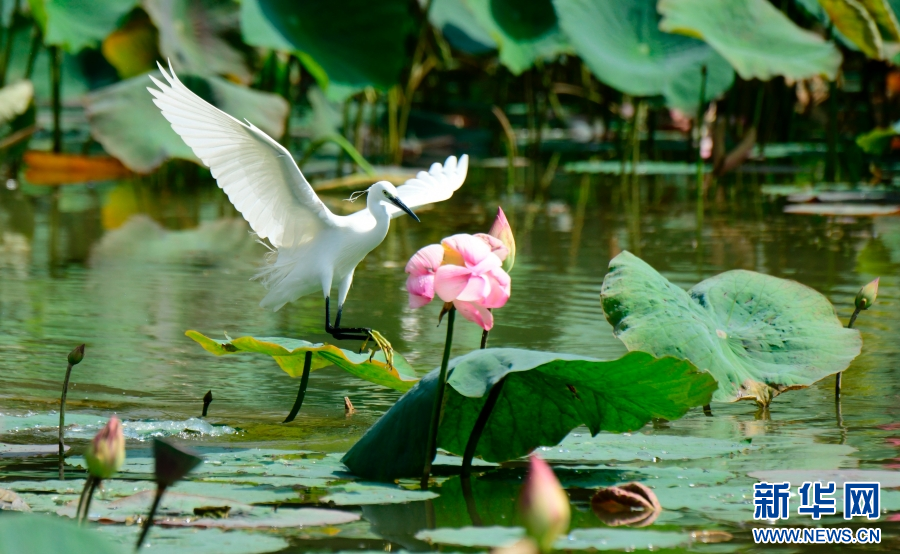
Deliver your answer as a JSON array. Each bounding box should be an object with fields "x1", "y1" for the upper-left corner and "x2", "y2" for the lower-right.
[
  {"x1": 147, "y1": 62, "x2": 335, "y2": 248},
  {"x1": 344, "y1": 154, "x2": 469, "y2": 225}
]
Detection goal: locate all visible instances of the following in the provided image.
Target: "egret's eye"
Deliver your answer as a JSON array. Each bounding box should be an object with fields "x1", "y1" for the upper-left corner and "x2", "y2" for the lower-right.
[{"x1": 383, "y1": 190, "x2": 390, "y2": 197}]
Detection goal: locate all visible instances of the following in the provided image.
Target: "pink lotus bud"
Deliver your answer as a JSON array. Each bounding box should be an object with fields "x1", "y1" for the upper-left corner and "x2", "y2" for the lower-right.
[
  {"x1": 518, "y1": 454, "x2": 570, "y2": 552},
  {"x1": 855, "y1": 277, "x2": 879, "y2": 311},
  {"x1": 489, "y1": 207, "x2": 516, "y2": 272},
  {"x1": 85, "y1": 416, "x2": 125, "y2": 479}
]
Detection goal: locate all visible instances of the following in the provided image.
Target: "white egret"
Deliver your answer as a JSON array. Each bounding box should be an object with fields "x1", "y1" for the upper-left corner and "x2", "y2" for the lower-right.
[{"x1": 148, "y1": 62, "x2": 469, "y2": 341}]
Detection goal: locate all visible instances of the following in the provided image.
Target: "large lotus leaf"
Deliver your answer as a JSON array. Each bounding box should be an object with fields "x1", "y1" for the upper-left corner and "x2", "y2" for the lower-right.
[
  {"x1": 552, "y1": 0, "x2": 733, "y2": 111},
  {"x1": 28, "y1": 0, "x2": 138, "y2": 52},
  {"x1": 143, "y1": 0, "x2": 251, "y2": 83},
  {"x1": 187, "y1": 331, "x2": 419, "y2": 392},
  {"x1": 0, "y1": 512, "x2": 126, "y2": 554},
  {"x1": 342, "y1": 348, "x2": 715, "y2": 481},
  {"x1": 600, "y1": 251, "x2": 862, "y2": 406},
  {"x1": 465, "y1": 0, "x2": 569, "y2": 75},
  {"x1": 84, "y1": 71, "x2": 287, "y2": 173},
  {"x1": 658, "y1": 0, "x2": 843, "y2": 81},
  {"x1": 818, "y1": 0, "x2": 883, "y2": 59},
  {"x1": 253, "y1": 0, "x2": 414, "y2": 89},
  {"x1": 101, "y1": 12, "x2": 160, "y2": 79},
  {"x1": 430, "y1": 0, "x2": 497, "y2": 54},
  {"x1": 861, "y1": 0, "x2": 900, "y2": 41}
]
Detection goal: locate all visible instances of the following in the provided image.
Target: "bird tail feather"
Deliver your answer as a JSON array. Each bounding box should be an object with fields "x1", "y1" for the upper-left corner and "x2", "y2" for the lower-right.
[{"x1": 253, "y1": 245, "x2": 321, "y2": 312}]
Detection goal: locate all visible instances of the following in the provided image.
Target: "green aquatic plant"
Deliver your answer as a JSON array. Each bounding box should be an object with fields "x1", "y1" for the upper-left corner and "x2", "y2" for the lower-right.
[
  {"x1": 342, "y1": 348, "x2": 715, "y2": 481},
  {"x1": 59, "y1": 343, "x2": 84, "y2": 480},
  {"x1": 600, "y1": 251, "x2": 862, "y2": 407},
  {"x1": 76, "y1": 416, "x2": 125, "y2": 525},
  {"x1": 187, "y1": 331, "x2": 419, "y2": 421},
  {"x1": 836, "y1": 277, "x2": 880, "y2": 396}
]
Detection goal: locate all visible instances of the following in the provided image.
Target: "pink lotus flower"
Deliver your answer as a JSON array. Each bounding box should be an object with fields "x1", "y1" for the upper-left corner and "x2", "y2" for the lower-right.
[
  {"x1": 519, "y1": 454, "x2": 570, "y2": 552},
  {"x1": 405, "y1": 244, "x2": 444, "y2": 309},
  {"x1": 405, "y1": 231, "x2": 512, "y2": 331}
]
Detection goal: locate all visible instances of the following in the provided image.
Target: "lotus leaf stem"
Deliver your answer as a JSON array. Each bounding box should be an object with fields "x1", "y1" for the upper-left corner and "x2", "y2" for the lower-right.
[
  {"x1": 283, "y1": 351, "x2": 313, "y2": 423},
  {"x1": 78, "y1": 476, "x2": 99, "y2": 525},
  {"x1": 695, "y1": 64, "x2": 707, "y2": 225},
  {"x1": 135, "y1": 485, "x2": 166, "y2": 550},
  {"x1": 421, "y1": 308, "x2": 455, "y2": 490},
  {"x1": 50, "y1": 45, "x2": 61, "y2": 153},
  {"x1": 461, "y1": 474, "x2": 483, "y2": 526},
  {"x1": 461, "y1": 376, "x2": 507, "y2": 479}
]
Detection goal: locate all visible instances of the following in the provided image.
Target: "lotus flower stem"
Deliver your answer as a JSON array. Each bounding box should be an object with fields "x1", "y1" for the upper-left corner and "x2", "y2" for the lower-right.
[
  {"x1": 59, "y1": 344, "x2": 85, "y2": 479},
  {"x1": 480, "y1": 329, "x2": 489, "y2": 349},
  {"x1": 135, "y1": 485, "x2": 166, "y2": 550},
  {"x1": 283, "y1": 351, "x2": 312, "y2": 423},
  {"x1": 77, "y1": 476, "x2": 100, "y2": 525},
  {"x1": 836, "y1": 306, "x2": 862, "y2": 397},
  {"x1": 421, "y1": 308, "x2": 455, "y2": 490},
  {"x1": 461, "y1": 376, "x2": 507, "y2": 479},
  {"x1": 201, "y1": 390, "x2": 213, "y2": 417},
  {"x1": 75, "y1": 475, "x2": 94, "y2": 524},
  {"x1": 695, "y1": 64, "x2": 708, "y2": 222},
  {"x1": 837, "y1": 278, "x2": 878, "y2": 398}
]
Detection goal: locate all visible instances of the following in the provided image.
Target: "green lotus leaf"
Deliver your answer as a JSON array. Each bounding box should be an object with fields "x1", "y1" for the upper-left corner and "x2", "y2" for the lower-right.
[
  {"x1": 600, "y1": 251, "x2": 862, "y2": 406},
  {"x1": 186, "y1": 331, "x2": 419, "y2": 392},
  {"x1": 857, "y1": 126, "x2": 898, "y2": 154},
  {"x1": 861, "y1": 0, "x2": 900, "y2": 41},
  {"x1": 552, "y1": 0, "x2": 734, "y2": 112},
  {"x1": 143, "y1": 0, "x2": 251, "y2": 83},
  {"x1": 564, "y1": 160, "x2": 711, "y2": 175},
  {"x1": 0, "y1": 512, "x2": 126, "y2": 554},
  {"x1": 84, "y1": 71, "x2": 288, "y2": 173},
  {"x1": 430, "y1": 0, "x2": 496, "y2": 54},
  {"x1": 818, "y1": 0, "x2": 883, "y2": 59},
  {"x1": 28, "y1": 0, "x2": 138, "y2": 53},
  {"x1": 658, "y1": 0, "x2": 843, "y2": 81},
  {"x1": 465, "y1": 0, "x2": 569, "y2": 75},
  {"x1": 416, "y1": 526, "x2": 690, "y2": 550},
  {"x1": 342, "y1": 348, "x2": 715, "y2": 481},
  {"x1": 249, "y1": 0, "x2": 414, "y2": 89}
]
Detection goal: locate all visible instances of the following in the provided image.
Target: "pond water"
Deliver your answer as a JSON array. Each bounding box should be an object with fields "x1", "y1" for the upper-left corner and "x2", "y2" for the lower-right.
[{"x1": 1, "y1": 168, "x2": 898, "y2": 552}]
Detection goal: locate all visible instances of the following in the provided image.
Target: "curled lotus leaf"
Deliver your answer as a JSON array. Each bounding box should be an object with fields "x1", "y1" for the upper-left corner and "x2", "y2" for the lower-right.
[
  {"x1": 600, "y1": 251, "x2": 862, "y2": 406},
  {"x1": 186, "y1": 331, "x2": 419, "y2": 392}
]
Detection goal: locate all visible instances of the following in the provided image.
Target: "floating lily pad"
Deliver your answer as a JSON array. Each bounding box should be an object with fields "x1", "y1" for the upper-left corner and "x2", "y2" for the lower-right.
[
  {"x1": 415, "y1": 526, "x2": 690, "y2": 550},
  {"x1": 187, "y1": 331, "x2": 419, "y2": 392},
  {"x1": 321, "y1": 482, "x2": 438, "y2": 506},
  {"x1": 0, "y1": 489, "x2": 30, "y2": 512},
  {"x1": 748, "y1": 469, "x2": 900, "y2": 488},
  {"x1": 95, "y1": 525, "x2": 289, "y2": 554},
  {"x1": 658, "y1": 0, "x2": 843, "y2": 81},
  {"x1": 539, "y1": 432, "x2": 754, "y2": 463},
  {"x1": 784, "y1": 204, "x2": 900, "y2": 216},
  {"x1": 600, "y1": 251, "x2": 862, "y2": 406},
  {"x1": 59, "y1": 490, "x2": 359, "y2": 529},
  {"x1": 0, "y1": 443, "x2": 65, "y2": 457},
  {"x1": 343, "y1": 348, "x2": 715, "y2": 480},
  {"x1": 564, "y1": 160, "x2": 710, "y2": 175},
  {"x1": 553, "y1": 0, "x2": 734, "y2": 111}
]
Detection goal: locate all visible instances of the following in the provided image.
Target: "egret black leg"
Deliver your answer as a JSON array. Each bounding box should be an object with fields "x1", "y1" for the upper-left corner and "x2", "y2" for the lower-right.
[{"x1": 325, "y1": 297, "x2": 371, "y2": 341}]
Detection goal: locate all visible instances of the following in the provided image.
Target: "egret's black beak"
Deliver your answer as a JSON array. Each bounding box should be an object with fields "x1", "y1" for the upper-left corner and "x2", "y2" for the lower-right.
[{"x1": 387, "y1": 194, "x2": 420, "y2": 222}]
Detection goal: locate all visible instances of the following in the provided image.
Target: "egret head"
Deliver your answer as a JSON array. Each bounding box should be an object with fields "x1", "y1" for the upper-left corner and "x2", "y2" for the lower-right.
[{"x1": 369, "y1": 181, "x2": 420, "y2": 222}]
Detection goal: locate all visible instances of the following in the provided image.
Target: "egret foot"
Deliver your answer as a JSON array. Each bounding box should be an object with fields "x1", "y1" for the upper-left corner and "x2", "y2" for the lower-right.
[{"x1": 324, "y1": 297, "x2": 394, "y2": 368}]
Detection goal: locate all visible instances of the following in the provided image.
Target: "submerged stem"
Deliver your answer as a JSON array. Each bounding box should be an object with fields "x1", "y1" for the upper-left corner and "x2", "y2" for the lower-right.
[
  {"x1": 283, "y1": 352, "x2": 313, "y2": 423},
  {"x1": 461, "y1": 376, "x2": 507, "y2": 478},
  {"x1": 421, "y1": 308, "x2": 455, "y2": 490}
]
